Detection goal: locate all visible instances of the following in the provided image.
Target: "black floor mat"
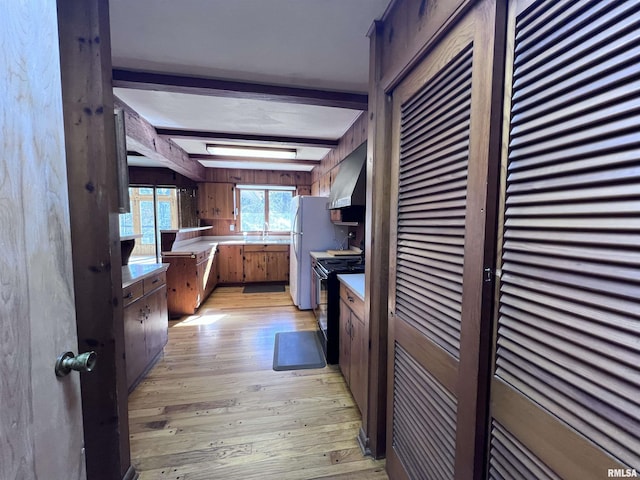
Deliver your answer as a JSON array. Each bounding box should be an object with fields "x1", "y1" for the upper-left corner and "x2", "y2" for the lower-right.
[
  {"x1": 273, "y1": 331, "x2": 326, "y2": 371},
  {"x1": 243, "y1": 284, "x2": 286, "y2": 294}
]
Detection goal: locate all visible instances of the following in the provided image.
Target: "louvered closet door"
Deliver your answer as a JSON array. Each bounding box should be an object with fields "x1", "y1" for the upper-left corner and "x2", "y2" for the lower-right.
[
  {"x1": 489, "y1": 0, "x2": 640, "y2": 478},
  {"x1": 386, "y1": 1, "x2": 503, "y2": 478}
]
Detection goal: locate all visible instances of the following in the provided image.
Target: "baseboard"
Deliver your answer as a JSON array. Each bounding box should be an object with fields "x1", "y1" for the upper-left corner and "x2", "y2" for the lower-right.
[
  {"x1": 122, "y1": 465, "x2": 139, "y2": 480},
  {"x1": 357, "y1": 426, "x2": 372, "y2": 457}
]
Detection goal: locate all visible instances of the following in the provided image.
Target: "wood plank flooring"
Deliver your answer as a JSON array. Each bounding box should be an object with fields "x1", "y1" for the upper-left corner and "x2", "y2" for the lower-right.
[{"x1": 128, "y1": 286, "x2": 388, "y2": 479}]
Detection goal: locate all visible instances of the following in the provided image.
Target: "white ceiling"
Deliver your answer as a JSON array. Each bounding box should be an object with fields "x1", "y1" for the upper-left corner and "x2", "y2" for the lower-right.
[{"x1": 108, "y1": 0, "x2": 389, "y2": 173}]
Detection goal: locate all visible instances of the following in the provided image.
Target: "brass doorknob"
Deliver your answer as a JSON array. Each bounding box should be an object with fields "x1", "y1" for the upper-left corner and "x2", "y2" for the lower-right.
[{"x1": 55, "y1": 351, "x2": 97, "y2": 377}]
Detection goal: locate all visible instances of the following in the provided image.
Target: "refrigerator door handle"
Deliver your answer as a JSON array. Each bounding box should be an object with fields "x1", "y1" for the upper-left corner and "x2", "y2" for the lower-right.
[{"x1": 292, "y1": 208, "x2": 301, "y2": 259}]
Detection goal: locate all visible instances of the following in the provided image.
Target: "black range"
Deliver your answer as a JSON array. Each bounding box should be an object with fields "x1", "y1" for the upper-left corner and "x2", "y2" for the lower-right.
[{"x1": 311, "y1": 256, "x2": 364, "y2": 364}]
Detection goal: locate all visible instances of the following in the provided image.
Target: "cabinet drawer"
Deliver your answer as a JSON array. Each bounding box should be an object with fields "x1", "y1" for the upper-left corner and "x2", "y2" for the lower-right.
[
  {"x1": 123, "y1": 281, "x2": 143, "y2": 307},
  {"x1": 143, "y1": 271, "x2": 166, "y2": 294},
  {"x1": 244, "y1": 244, "x2": 289, "y2": 253},
  {"x1": 340, "y1": 283, "x2": 365, "y2": 320},
  {"x1": 195, "y1": 248, "x2": 211, "y2": 263}
]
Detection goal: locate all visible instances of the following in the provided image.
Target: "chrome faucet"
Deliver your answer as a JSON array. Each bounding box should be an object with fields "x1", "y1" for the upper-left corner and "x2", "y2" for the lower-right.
[{"x1": 262, "y1": 222, "x2": 269, "y2": 240}]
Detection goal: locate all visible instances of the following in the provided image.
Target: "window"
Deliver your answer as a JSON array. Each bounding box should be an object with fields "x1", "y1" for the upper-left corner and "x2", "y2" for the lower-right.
[
  {"x1": 118, "y1": 186, "x2": 179, "y2": 263},
  {"x1": 237, "y1": 186, "x2": 294, "y2": 232}
]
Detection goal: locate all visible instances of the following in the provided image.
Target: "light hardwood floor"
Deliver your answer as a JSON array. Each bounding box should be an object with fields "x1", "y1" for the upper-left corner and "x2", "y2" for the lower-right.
[{"x1": 128, "y1": 286, "x2": 388, "y2": 480}]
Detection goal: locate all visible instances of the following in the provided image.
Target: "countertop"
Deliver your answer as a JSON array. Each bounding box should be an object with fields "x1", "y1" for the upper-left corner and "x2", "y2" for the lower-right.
[
  {"x1": 161, "y1": 240, "x2": 219, "y2": 256},
  {"x1": 337, "y1": 273, "x2": 365, "y2": 301},
  {"x1": 310, "y1": 249, "x2": 361, "y2": 260},
  {"x1": 122, "y1": 263, "x2": 169, "y2": 288},
  {"x1": 159, "y1": 226, "x2": 213, "y2": 234},
  {"x1": 206, "y1": 235, "x2": 291, "y2": 246},
  {"x1": 120, "y1": 234, "x2": 142, "y2": 241}
]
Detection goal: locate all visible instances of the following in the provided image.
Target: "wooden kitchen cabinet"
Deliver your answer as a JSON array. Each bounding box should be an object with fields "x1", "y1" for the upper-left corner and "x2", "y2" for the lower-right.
[
  {"x1": 162, "y1": 246, "x2": 217, "y2": 316},
  {"x1": 339, "y1": 282, "x2": 367, "y2": 414},
  {"x1": 244, "y1": 249, "x2": 268, "y2": 282},
  {"x1": 217, "y1": 244, "x2": 244, "y2": 284},
  {"x1": 197, "y1": 182, "x2": 235, "y2": 219},
  {"x1": 243, "y1": 244, "x2": 289, "y2": 283},
  {"x1": 123, "y1": 269, "x2": 168, "y2": 392}
]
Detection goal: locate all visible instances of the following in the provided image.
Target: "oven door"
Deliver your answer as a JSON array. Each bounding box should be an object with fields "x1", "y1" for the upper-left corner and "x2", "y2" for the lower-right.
[{"x1": 312, "y1": 265, "x2": 329, "y2": 340}]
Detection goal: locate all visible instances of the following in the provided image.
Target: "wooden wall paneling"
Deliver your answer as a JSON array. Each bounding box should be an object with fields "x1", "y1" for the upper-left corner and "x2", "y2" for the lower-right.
[
  {"x1": 56, "y1": 1, "x2": 133, "y2": 478},
  {"x1": 128, "y1": 166, "x2": 197, "y2": 188},
  {"x1": 311, "y1": 182, "x2": 320, "y2": 196},
  {"x1": 296, "y1": 185, "x2": 312, "y2": 196}
]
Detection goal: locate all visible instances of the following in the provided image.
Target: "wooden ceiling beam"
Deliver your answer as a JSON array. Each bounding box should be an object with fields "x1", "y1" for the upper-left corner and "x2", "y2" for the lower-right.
[
  {"x1": 112, "y1": 69, "x2": 368, "y2": 110},
  {"x1": 189, "y1": 154, "x2": 321, "y2": 166},
  {"x1": 156, "y1": 128, "x2": 339, "y2": 149},
  {"x1": 114, "y1": 97, "x2": 207, "y2": 181}
]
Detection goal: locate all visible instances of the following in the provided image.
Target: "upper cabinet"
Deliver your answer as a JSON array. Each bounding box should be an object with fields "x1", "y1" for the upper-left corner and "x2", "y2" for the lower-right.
[{"x1": 197, "y1": 183, "x2": 235, "y2": 220}]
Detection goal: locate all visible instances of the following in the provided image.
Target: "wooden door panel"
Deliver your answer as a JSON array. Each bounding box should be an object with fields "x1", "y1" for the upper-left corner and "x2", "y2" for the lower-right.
[
  {"x1": 1, "y1": 2, "x2": 86, "y2": 477},
  {"x1": 244, "y1": 252, "x2": 268, "y2": 283},
  {"x1": 387, "y1": 1, "x2": 503, "y2": 478},
  {"x1": 489, "y1": 0, "x2": 640, "y2": 476}
]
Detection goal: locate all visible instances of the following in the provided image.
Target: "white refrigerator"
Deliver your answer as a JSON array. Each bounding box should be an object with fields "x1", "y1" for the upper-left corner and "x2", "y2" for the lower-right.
[{"x1": 290, "y1": 196, "x2": 345, "y2": 309}]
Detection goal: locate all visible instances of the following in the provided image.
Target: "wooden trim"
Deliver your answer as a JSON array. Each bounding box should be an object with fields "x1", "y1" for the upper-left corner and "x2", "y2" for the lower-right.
[
  {"x1": 112, "y1": 68, "x2": 368, "y2": 110},
  {"x1": 395, "y1": 318, "x2": 459, "y2": 396},
  {"x1": 386, "y1": 447, "x2": 411, "y2": 480},
  {"x1": 364, "y1": 20, "x2": 392, "y2": 460},
  {"x1": 122, "y1": 465, "x2": 139, "y2": 480},
  {"x1": 114, "y1": 97, "x2": 207, "y2": 182},
  {"x1": 56, "y1": 1, "x2": 131, "y2": 478},
  {"x1": 380, "y1": 0, "x2": 476, "y2": 93},
  {"x1": 491, "y1": 379, "x2": 626, "y2": 478},
  {"x1": 385, "y1": 67, "x2": 403, "y2": 477},
  {"x1": 454, "y1": 1, "x2": 506, "y2": 478},
  {"x1": 156, "y1": 128, "x2": 339, "y2": 149},
  {"x1": 189, "y1": 153, "x2": 320, "y2": 166}
]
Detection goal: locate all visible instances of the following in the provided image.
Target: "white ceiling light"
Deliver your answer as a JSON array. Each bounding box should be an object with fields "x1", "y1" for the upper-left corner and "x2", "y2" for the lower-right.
[{"x1": 206, "y1": 144, "x2": 297, "y2": 159}]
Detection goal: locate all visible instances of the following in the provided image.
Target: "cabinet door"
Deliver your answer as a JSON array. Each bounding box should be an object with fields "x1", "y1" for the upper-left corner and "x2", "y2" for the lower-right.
[
  {"x1": 349, "y1": 312, "x2": 367, "y2": 414},
  {"x1": 244, "y1": 252, "x2": 268, "y2": 283},
  {"x1": 266, "y1": 251, "x2": 289, "y2": 282},
  {"x1": 144, "y1": 285, "x2": 168, "y2": 364},
  {"x1": 211, "y1": 183, "x2": 234, "y2": 219},
  {"x1": 196, "y1": 259, "x2": 207, "y2": 307},
  {"x1": 204, "y1": 251, "x2": 217, "y2": 297},
  {"x1": 339, "y1": 299, "x2": 351, "y2": 385},
  {"x1": 124, "y1": 298, "x2": 147, "y2": 389},
  {"x1": 163, "y1": 255, "x2": 199, "y2": 315},
  {"x1": 217, "y1": 245, "x2": 244, "y2": 283},
  {"x1": 197, "y1": 182, "x2": 235, "y2": 220}
]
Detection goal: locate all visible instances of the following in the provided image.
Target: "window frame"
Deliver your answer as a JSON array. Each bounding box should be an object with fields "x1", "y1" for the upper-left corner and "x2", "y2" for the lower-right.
[{"x1": 236, "y1": 186, "x2": 294, "y2": 234}]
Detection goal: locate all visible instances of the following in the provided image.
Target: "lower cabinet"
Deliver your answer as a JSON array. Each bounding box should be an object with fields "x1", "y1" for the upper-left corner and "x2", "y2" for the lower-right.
[
  {"x1": 123, "y1": 270, "x2": 168, "y2": 391},
  {"x1": 339, "y1": 283, "x2": 367, "y2": 414},
  {"x1": 243, "y1": 244, "x2": 290, "y2": 283},
  {"x1": 163, "y1": 247, "x2": 217, "y2": 316},
  {"x1": 217, "y1": 244, "x2": 244, "y2": 284}
]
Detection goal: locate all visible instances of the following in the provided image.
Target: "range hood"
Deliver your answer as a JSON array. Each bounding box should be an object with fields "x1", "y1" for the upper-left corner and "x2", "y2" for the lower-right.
[{"x1": 329, "y1": 142, "x2": 367, "y2": 209}]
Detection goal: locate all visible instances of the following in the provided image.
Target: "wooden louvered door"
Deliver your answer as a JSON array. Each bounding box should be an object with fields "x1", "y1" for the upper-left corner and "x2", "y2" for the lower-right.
[
  {"x1": 489, "y1": 0, "x2": 640, "y2": 478},
  {"x1": 386, "y1": 1, "x2": 504, "y2": 478}
]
